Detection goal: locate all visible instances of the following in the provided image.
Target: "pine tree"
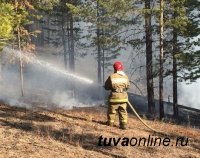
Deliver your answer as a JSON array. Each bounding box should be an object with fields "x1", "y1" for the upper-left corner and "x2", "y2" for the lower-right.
[
  {"x1": 178, "y1": 0, "x2": 200, "y2": 82},
  {"x1": 67, "y1": 0, "x2": 133, "y2": 83},
  {"x1": 0, "y1": 0, "x2": 59, "y2": 96},
  {"x1": 0, "y1": 3, "x2": 14, "y2": 50},
  {"x1": 144, "y1": 0, "x2": 156, "y2": 115},
  {"x1": 162, "y1": 0, "x2": 200, "y2": 117}
]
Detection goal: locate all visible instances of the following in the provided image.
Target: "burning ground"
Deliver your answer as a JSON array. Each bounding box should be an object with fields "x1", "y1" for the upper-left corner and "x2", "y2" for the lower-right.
[
  {"x1": 0, "y1": 103, "x2": 199, "y2": 158},
  {"x1": 0, "y1": 48, "x2": 199, "y2": 157}
]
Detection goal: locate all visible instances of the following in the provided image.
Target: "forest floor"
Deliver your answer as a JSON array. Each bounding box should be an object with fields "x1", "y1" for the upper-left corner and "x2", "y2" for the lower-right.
[{"x1": 0, "y1": 103, "x2": 199, "y2": 158}]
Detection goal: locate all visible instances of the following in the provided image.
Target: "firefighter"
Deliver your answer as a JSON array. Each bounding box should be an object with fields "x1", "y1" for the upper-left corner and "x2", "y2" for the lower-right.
[{"x1": 104, "y1": 61, "x2": 130, "y2": 130}]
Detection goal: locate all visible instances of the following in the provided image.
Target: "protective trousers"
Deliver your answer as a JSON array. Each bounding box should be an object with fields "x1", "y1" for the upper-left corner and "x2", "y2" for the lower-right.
[{"x1": 107, "y1": 102, "x2": 128, "y2": 125}]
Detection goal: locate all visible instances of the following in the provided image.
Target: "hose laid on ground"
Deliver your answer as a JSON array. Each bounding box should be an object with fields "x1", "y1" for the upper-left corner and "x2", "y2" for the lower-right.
[
  {"x1": 102, "y1": 83, "x2": 163, "y2": 133},
  {"x1": 127, "y1": 100, "x2": 159, "y2": 133},
  {"x1": 127, "y1": 81, "x2": 162, "y2": 133},
  {"x1": 101, "y1": 100, "x2": 164, "y2": 134}
]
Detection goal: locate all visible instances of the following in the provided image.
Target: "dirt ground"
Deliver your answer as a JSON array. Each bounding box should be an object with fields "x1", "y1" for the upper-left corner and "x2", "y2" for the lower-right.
[{"x1": 0, "y1": 104, "x2": 199, "y2": 158}]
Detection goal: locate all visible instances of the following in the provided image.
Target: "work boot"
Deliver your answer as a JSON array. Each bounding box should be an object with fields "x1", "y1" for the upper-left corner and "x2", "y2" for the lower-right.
[
  {"x1": 107, "y1": 121, "x2": 114, "y2": 127},
  {"x1": 120, "y1": 123, "x2": 127, "y2": 130}
]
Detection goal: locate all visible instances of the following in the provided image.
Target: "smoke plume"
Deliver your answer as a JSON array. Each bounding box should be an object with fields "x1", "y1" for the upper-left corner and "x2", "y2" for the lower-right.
[
  {"x1": 179, "y1": 80, "x2": 200, "y2": 109},
  {"x1": 0, "y1": 48, "x2": 104, "y2": 109}
]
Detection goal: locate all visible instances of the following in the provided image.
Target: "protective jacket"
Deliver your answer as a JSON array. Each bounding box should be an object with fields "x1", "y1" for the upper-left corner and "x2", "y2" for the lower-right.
[{"x1": 105, "y1": 71, "x2": 130, "y2": 102}]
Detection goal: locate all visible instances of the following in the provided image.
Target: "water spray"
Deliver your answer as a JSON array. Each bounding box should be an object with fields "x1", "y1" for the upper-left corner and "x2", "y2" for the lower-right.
[
  {"x1": 2, "y1": 48, "x2": 163, "y2": 133},
  {"x1": 3, "y1": 48, "x2": 94, "y2": 84}
]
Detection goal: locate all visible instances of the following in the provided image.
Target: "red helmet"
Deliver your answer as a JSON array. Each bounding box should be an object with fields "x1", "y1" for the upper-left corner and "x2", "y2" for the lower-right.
[{"x1": 113, "y1": 61, "x2": 124, "y2": 71}]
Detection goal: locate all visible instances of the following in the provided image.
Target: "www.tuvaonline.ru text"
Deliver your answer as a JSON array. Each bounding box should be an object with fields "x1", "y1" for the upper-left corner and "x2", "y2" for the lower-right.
[{"x1": 98, "y1": 135, "x2": 189, "y2": 147}]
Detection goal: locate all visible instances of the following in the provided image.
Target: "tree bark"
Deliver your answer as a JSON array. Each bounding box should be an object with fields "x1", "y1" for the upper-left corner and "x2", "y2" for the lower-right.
[
  {"x1": 97, "y1": 0, "x2": 102, "y2": 84},
  {"x1": 145, "y1": 0, "x2": 155, "y2": 115},
  {"x1": 69, "y1": 13, "x2": 75, "y2": 72},
  {"x1": 61, "y1": 10, "x2": 68, "y2": 70},
  {"x1": 15, "y1": 0, "x2": 24, "y2": 97},
  {"x1": 67, "y1": 15, "x2": 70, "y2": 70},
  {"x1": 47, "y1": 15, "x2": 50, "y2": 45},
  {"x1": 67, "y1": 12, "x2": 75, "y2": 97},
  {"x1": 17, "y1": 27, "x2": 24, "y2": 97},
  {"x1": 172, "y1": 33, "x2": 178, "y2": 117},
  {"x1": 102, "y1": 44, "x2": 105, "y2": 84},
  {"x1": 159, "y1": 0, "x2": 164, "y2": 119},
  {"x1": 172, "y1": 3, "x2": 178, "y2": 117}
]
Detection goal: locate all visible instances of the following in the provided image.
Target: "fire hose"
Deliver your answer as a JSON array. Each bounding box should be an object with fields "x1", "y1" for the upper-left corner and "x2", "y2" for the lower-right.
[
  {"x1": 103, "y1": 81, "x2": 163, "y2": 134},
  {"x1": 102, "y1": 99, "x2": 163, "y2": 134},
  {"x1": 127, "y1": 100, "x2": 159, "y2": 133},
  {"x1": 127, "y1": 81, "x2": 161, "y2": 133}
]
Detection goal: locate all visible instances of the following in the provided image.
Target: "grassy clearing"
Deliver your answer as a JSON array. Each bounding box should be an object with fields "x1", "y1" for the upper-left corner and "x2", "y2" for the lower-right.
[{"x1": 0, "y1": 104, "x2": 199, "y2": 158}]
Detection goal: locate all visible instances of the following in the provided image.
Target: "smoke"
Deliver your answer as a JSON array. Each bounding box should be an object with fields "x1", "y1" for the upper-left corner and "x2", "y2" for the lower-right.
[
  {"x1": 0, "y1": 48, "x2": 104, "y2": 109},
  {"x1": 52, "y1": 90, "x2": 105, "y2": 109},
  {"x1": 51, "y1": 91, "x2": 82, "y2": 108},
  {"x1": 1, "y1": 47, "x2": 198, "y2": 112},
  {"x1": 178, "y1": 80, "x2": 200, "y2": 109}
]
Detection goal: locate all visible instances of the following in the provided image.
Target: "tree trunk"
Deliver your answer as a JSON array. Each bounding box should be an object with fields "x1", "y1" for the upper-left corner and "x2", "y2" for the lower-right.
[
  {"x1": 159, "y1": 0, "x2": 164, "y2": 119},
  {"x1": 172, "y1": 3, "x2": 178, "y2": 117},
  {"x1": 172, "y1": 32, "x2": 178, "y2": 117},
  {"x1": 15, "y1": 0, "x2": 24, "y2": 97},
  {"x1": 47, "y1": 15, "x2": 50, "y2": 45},
  {"x1": 145, "y1": 0, "x2": 155, "y2": 115},
  {"x1": 102, "y1": 45, "x2": 105, "y2": 84},
  {"x1": 69, "y1": 13, "x2": 75, "y2": 97},
  {"x1": 97, "y1": 0, "x2": 102, "y2": 84},
  {"x1": 67, "y1": 15, "x2": 70, "y2": 69},
  {"x1": 17, "y1": 27, "x2": 24, "y2": 97},
  {"x1": 61, "y1": 11, "x2": 68, "y2": 70},
  {"x1": 69, "y1": 13, "x2": 75, "y2": 72},
  {"x1": 40, "y1": 15, "x2": 45, "y2": 47},
  {"x1": 172, "y1": 22, "x2": 178, "y2": 117}
]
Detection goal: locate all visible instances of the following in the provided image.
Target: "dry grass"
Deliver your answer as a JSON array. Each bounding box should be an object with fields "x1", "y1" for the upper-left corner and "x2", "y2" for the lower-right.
[{"x1": 0, "y1": 104, "x2": 199, "y2": 158}]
